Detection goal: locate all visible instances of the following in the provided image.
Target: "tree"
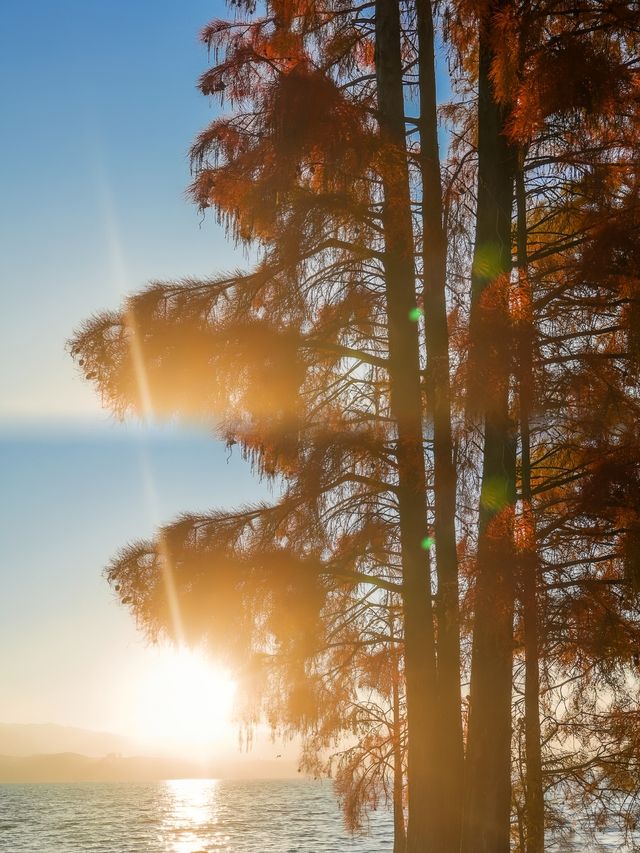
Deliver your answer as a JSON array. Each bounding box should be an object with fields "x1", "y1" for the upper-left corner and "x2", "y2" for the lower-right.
[
  {"x1": 416, "y1": 1, "x2": 464, "y2": 845},
  {"x1": 452, "y1": 3, "x2": 517, "y2": 851},
  {"x1": 70, "y1": 0, "x2": 452, "y2": 847},
  {"x1": 442, "y1": 1, "x2": 640, "y2": 848},
  {"x1": 69, "y1": 0, "x2": 640, "y2": 850},
  {"x1": 504, "y1": 4, "x2": 640, "y2": 848}
]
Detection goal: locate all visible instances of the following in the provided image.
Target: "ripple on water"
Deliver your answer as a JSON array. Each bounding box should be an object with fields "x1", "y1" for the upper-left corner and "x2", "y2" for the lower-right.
[{"x1": 0, "y1": 779, "x2": 394, "y2": 852}]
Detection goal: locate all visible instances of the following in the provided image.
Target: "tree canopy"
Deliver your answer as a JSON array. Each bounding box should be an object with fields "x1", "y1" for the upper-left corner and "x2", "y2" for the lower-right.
[{"x1": 69, "y1": 1, "x2": 640, "y2": 851}]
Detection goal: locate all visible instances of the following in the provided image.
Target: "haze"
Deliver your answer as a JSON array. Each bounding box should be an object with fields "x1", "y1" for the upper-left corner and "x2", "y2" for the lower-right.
[{"x1": 0, "y1": 0, "x2": 292, "y2": 775}]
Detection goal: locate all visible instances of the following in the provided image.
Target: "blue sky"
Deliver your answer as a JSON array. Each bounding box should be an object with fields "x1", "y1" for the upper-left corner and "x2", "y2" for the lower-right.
[
  {"x1": 0, "y1": 428, "x2": 269, "y2": 736},
  {"x1": 0, "y1": 0, "x2": 238, "y2": 423},
  {"x1": 0, "y1": 0, "x2": 266, "y2": 737},
  {"x1": 0, "y1": 1, "x2": 452, "y2": 743}
]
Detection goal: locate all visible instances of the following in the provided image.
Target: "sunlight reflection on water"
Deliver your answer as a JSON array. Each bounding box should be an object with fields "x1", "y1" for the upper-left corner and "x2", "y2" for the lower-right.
[
  {"x1": 168, "y1": 778, "x2": 218, "y2": 826},
  {"x1": 0, "y1": 779, "x2": 635, "y2": 851},
  {"x1": 0, "y1": 779, "x2": 394, "y2": 851},
  {"x1": 164, "y1": 778, "x2": 222, "y2": 852}
]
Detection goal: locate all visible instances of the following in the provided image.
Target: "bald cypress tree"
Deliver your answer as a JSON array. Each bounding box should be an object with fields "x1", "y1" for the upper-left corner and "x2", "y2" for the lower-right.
[
  {"x1": 69, "y1": 1, "x2": 640, "y2": 849},
  {"x1": 70, "y1": 0, "x2": 451, "y2": 847}
]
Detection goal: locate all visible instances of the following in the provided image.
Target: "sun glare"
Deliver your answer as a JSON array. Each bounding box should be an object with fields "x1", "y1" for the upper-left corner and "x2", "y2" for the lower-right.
[{"x1": 135, "y1": 646, "x2": 236, "y2": 754}]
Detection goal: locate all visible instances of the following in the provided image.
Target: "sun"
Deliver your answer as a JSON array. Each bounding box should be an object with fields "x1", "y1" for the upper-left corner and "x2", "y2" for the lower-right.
[{"x1": 134, "y1": 645, "x2": 236, "y2": 755}]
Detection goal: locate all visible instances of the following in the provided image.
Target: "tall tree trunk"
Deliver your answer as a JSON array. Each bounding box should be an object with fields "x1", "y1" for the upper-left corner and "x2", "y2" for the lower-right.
[
  {"x1": 516, "y1": 150, "x2": 545, "y2": 853},
  {"x1": 462, "y1": 4, "x2": 517, "y2": 852},
  {"x1": 374, "y1": 0, "x2": 438, "y2": 848},
  {"x1": 416, "y1": 1, "x2": 464, "y2": 849},
  {"x1": 392, "y1": 685, "x2": 407, "y2": 853},
  {"x1": 390, "y1": 612, "x2": 407, "y2": 853}
]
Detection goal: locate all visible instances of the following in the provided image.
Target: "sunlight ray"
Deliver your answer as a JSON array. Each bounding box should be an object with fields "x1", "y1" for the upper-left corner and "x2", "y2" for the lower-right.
[
  {"x1": 137, "y1": 444, "x2": 186, "y2": 645},
  {"x1": 100, "y1": 176, "x2": 185, "y2": 645}
]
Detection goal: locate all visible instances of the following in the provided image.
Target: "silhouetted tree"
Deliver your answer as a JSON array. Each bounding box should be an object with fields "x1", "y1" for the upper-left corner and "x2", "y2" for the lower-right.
[
  {"x1": 68, "y1": 0, "x2": 640, "y2": 850},
  {"x1": 70, "y1": 0, "x2": 451, "y2": 847}
]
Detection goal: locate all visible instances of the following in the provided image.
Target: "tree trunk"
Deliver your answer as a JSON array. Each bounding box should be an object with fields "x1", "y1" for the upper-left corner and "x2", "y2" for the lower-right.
[
  {"x1": 462, "y1": 4, "x2": 517, "y2": 852},
  {"x1": 374, "y1": 0, "x2": 438, "y2": 848},
  {"x1": 516, "y1": 150, "x2": 545, "y2": 853},
  {"x1": 391, "y1": 617, "x2": 407, "y2": 853},
  {"x1": 416, "y1": 1, "x2": 464, "y2": 850},
  {"x1": 463, "y1": 417, "x2": 516, "y2": 853}
]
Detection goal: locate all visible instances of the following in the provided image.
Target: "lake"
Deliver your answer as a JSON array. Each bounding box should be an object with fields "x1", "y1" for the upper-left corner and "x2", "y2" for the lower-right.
[
  {"x1": 1, "y1": 779, "x2": 634, "y2": 851},
  {"x1": 0, "y1": 778, "x2": 393, "y2": 852}
]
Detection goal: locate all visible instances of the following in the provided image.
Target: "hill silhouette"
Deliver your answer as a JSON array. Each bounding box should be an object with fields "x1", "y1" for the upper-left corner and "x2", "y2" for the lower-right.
[
  {"x1": 0, "y1": 752, "x2": 298, "y2": 783},
  {"x1": 0, "y1": 723, "x2": 134, "y2": 758}
]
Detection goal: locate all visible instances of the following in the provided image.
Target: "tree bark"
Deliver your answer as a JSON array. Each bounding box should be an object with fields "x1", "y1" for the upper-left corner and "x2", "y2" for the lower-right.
[
  {"x1": 390, "y1": 613, "x2": 407, "y2": 853},
  {"x1": 374, "y1": 0, "x2": 438, "y2": 848},
  {"x1": 416, "y1": 1, "x2": 464, "y2": 849},
  {"x1": 462, "y1": 4, "x2": 517, "y2": 852},
  {"x1": 516, "y1": 150, "x2": 545, "y2": 853}
]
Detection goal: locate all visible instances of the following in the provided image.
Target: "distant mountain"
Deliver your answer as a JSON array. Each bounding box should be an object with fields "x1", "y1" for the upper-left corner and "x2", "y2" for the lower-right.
[
  {"x1": 0, "y1": 723, "x2": 300, "y2": 781},
  {"x1": 0, "y1": 723, "x2": 134, "y2": 757},
  {"x1": 0, "y1": 753, "x2": 201, "y2": 783},
  {"x1": 0, "y1": 752, "x2": 299, "y2": 783}
]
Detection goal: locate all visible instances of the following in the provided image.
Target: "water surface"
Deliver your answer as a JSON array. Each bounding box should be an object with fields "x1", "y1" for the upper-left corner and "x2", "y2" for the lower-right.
[{"x1": 0, "y1": 778, "x2": 393, "y2": 852}]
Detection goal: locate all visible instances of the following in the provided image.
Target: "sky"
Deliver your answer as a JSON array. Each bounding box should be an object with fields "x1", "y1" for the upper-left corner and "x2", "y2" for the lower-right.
[
  {"x1": 0, "y1": 0, "x2": 451, "y2": 761},
  {"x1": 0, "y1": 0, "x2": 269, "y2": 751}
]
